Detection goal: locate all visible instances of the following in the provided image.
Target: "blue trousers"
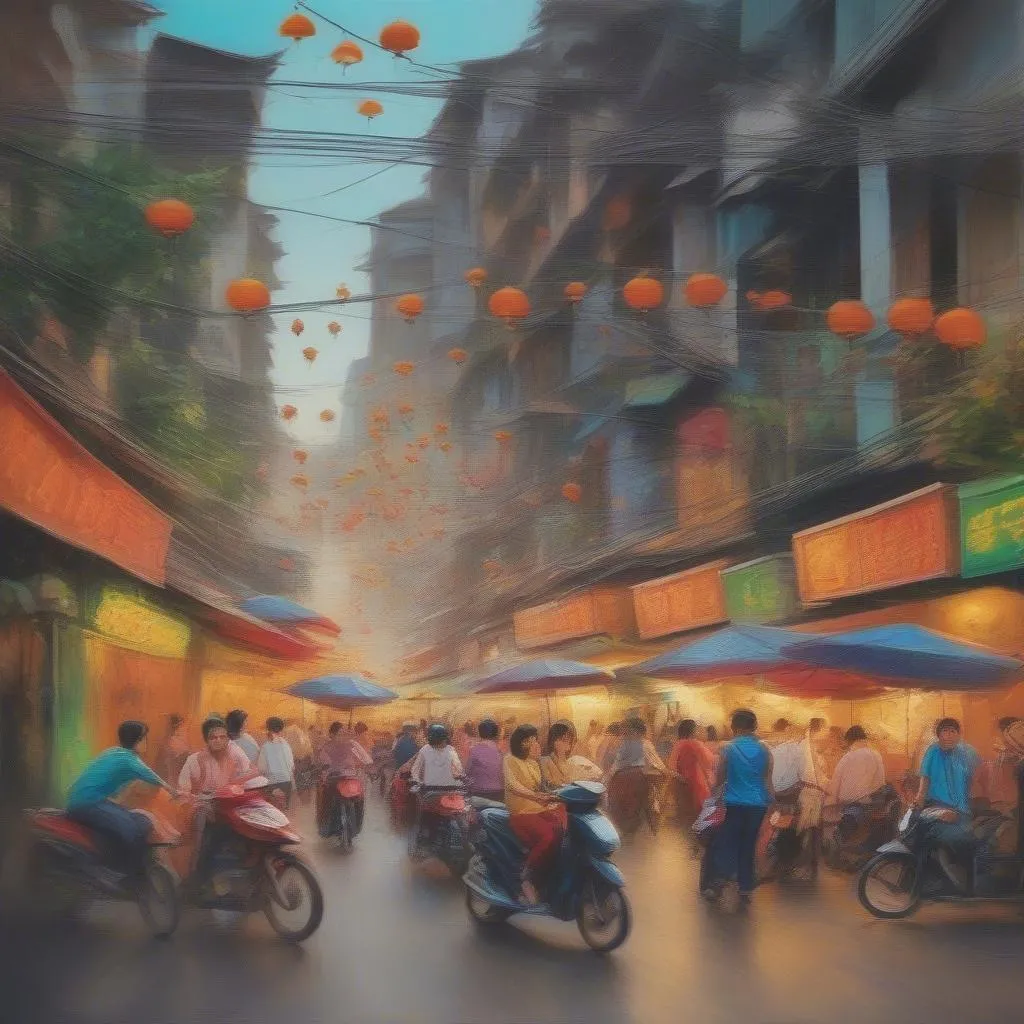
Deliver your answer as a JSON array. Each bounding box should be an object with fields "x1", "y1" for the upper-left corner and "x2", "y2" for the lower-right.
[
  {"x1": 714, "y1": 804, "x2": 767, "y2": 894},
  {"x1": 67, "y1": 800, "x2": 151, "y2": 869}
]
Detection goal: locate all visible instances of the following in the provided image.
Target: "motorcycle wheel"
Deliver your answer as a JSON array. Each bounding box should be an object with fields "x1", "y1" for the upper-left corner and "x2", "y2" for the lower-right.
[
  {"x1": 857, "y1": 853, "x2": 920, "y2": 919},
  {"x1": 465, "y1": 887, "x2": 511, "y2": 925},
  {"x1": 577, "y1": 877, "x2": 631, "y2": 953},
  {"x1": 338, "y1": 806, "x2": 353, "y2": 854},
  {"x1": 263, "y1": 853, "x2": 324, "y2": 943},
  {"x1": 137, "y1": 863, "x2": 180, "y2": 939}
]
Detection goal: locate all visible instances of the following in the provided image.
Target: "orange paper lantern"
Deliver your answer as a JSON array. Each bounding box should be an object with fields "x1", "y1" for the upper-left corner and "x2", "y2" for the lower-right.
[
  {"x1": 623, "y1": 276, "x2": 664, "y2": 312},
  {"x1": 448, "y1": 347, "x2": 468, "y2": 363},
  {"x1": 397, "y1": 402, "x2": 414, "y2": 416},
  {"x1": 327, "y1": 321, "x2": 341, "y2": 337},
  {"x1": 331, "y1": 40, "x2": 363, "y2": 67},
  {"x1": 417, "y1": 435, "x2": 431, "y2": 450},
  {"x1": 759, "y1": 290, "x2": 792, "y2": 311},
  {"x1": 393, "y1": 360, "x2": 415, "y2": 376},
  {"x1": 684, "y1": 273, "x2": 728, "y2": 308},
  {"x1": 279, "y1": 13, "x2": 315, "y2": 41},
  {"x1": 291, "y1": 319, "x2": 304, "y2": 337},
  {"x1": 379, "y1": 20, "x2": 420, "y2": 56},
  {"x1": 291, "y1": 473, "x2": 309, "y2": 490},
  {"x1": 293, "y1": 449, "x2": 308, "y2": 464},
  {"x1": 144, "y1": 199, "x2": 194, "y2": 238},
  {"x1": 358, "y1": 99, "x2": 384, "y2": 120},
  {"x1": 494, "y1": 430, "x2": 512, "y2": 444},
  {"x1": 561, "y1": 482, "x2": 582, "y2": 503},
  {"x1": 826, "y1": 300, "x2": 875, "y2": 340},
  {"x1": 564, "y1": 281, "x2": 587, "y2": 304},
  {"x1": 935, "y1": 308, "x2": 986, "y2": 350},
  {"x1": 438, "y1": 441, "x2": 452, "y2": 453},
  {"x1": 280, "y1": 404, "x2": 298, "y2": 421},
  {"x1": 225, "y1": 278, "x2": 270, "y2": 313},
  {"x1": 465, "y1": 267, "x2": 487, "y2": 288},
  {"x1": 887, "y1": 297, "x2": 935, "y2": 337},
  {"x1": 336, "y1": 284, "x2": 351, "y2": 301},
  {"x1": 396, "y1": 294, "x2": 424, "y2": 322},
  {"x1": 488, "y1": 286, "x2": 530, "y2": 326},
  {"x1": 435, "y1": 422, "x2": 449, "y2": 435},
  {"x1": 302, "y1": 346, "x2": 318, "y2": 364},
  {"x1": 320, "y1": 409, "x2": 336, "y2": 422}
]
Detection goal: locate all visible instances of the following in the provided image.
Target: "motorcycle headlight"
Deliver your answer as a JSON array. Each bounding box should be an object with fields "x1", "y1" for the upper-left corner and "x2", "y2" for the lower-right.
[{"x1": 236, "y1": 805, "x2": 289, "y2": 829}]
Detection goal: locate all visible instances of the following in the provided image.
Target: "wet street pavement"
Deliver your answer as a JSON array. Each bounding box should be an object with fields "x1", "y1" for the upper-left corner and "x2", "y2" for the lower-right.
[{"x1": 4, "y1": 795, "x2": 1024, "y2": 1024}]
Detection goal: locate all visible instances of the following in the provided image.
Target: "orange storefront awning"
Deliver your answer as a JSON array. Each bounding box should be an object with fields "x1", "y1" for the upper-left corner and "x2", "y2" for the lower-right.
[{"x1": 0, "y1": 372, "x2": 171, "y2": 585}]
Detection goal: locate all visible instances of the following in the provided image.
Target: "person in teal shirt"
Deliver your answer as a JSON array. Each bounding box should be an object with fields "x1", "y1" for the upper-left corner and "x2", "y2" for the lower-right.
[
  {"x1": 67, "y1": 721, "x2": 178, "y2": 873},
  {"x1": 917, "y1": 717, "x2": 982, "y2": 891},
  {"x1": 707, "y1": 708, "x2": 775, "y2": 903}
]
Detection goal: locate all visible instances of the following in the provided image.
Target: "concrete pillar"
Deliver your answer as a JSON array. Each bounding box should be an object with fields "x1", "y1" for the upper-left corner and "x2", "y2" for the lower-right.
[{"x1": 858, "y1": 163, "x2": 893, "y2": 312}]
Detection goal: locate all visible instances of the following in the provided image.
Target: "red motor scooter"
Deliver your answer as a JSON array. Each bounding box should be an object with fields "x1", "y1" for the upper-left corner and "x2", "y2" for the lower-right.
[
  {"x1": 408, "y1": 784, "x2": 471, "y2": 877},
  {"x1": 389, "y1": 765, "x2": 416, "y2": 831},
  {"x1": 317, "y1": 771, "x2": 365, "y2": 853},
  {"x1": 178, "y1": 775, "x2": 323, "y2": 943},
  {"x1": 15, "y1": 805, "x2": 181, "y2": 937}
]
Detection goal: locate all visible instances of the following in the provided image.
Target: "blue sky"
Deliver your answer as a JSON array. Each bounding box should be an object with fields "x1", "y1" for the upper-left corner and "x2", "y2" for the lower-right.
[{"x1": 149, "y1": 1, "x2": 537, "y2": 440}]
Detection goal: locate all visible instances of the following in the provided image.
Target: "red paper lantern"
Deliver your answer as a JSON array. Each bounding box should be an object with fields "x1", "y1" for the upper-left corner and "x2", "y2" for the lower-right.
[
  {"x1": 465, "y1": 267, "x2": 487, "y2": 288},
  {"x1": 887, "y1": 298, "x2": 934, "y2": 337},
  {"x1": 684, "y1": 273, "x2": 728, "y2": 308},
  {"x1": 396, "y1": 294, "x2": 424, "y2": 322},
  {"x1": 488, "y1": 286, "x2": 531, "y2": 326},
  {"x1": 759, "y1": 290, "x2": 792, "y2": 311},
  {"x1": 302, "y1": 346, "x2": 318, "y2": 365},
  {"x1": 623, "y1": 276, "x2": 664, "y2": 312},
  {"x1": 564, "y1": 282, "x2": 587, "y2": 304},
  {"x1": 448, "y1": 347, "x2": 468, "y2": 363},
  {"x1": 291, "y1": 318, "x2": 304, "y2": 337},
  {"x1": 327, "y1": 321, "x2": 341, "y2": 337},
  {"x1": 331, "y1": 41, "x2": 363, "y2": 67},
  {"x1": 379, "y1": 20, "x2": 420, "y2": 55},
  {"x1": 494, "y1": 430, "x2": 512, "y2": 444},
  {"x1": 935, "y1": 308, "x2": 986, "y2": 350},
  {"x1": 358, "y1": 99, "x2": 384, "y2": 120},
  {"x1": 826, "y1": 300, "x2": 875, "y2": 340},
  {"x1": 320, "y1": 409, "x2": 336, "y2": 422},
  {"x1": 279, "y1": 13, "x2": 315, "y2": 40},
  {"x1": 225, "y1": 278, "x2": 270, "y2": 313},
  {"x1": 144, "y1": 199, "x2": 194, "y2": 238},
  {"x1": 293, "y1": 449, "x2": 308, "y2": 464},
  {"x1": 561, "y1": 482, "x2": 582, "y2": 503},
  {"x1": 393, "y1": 360, "x2": 415, "y2": 376},
  {"x1": 280, "y1": 404, "x2": 298, "y2": 421}
]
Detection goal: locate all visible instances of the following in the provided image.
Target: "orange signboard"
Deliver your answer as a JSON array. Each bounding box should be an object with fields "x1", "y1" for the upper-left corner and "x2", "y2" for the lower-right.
[
  {"x1": 631, "y1": 561, "x2": 729, "y2": 640},
  {"x1": 0, "y1": 372, "x2": 171, "y2": 585},
  {"x1": 792, "y1": 484, "x2": 959, "y2": 604},
  {"x1": 514, "y1": 588, "x2": 634, "y2": 650}
]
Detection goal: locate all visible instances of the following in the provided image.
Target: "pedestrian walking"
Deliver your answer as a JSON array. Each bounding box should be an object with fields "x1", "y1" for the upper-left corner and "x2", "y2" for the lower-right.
[{"x1": 706, "y1": 708, "x2": 774, "y2": 906}]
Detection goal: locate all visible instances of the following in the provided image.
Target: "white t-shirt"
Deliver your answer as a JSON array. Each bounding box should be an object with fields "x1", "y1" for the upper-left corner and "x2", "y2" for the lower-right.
[
  {"x1": 410, "y1": 744, "x2": 464, "y2": 788},
  {"x1": 257, "y1": 736, "x2": 295, "y2": 785},
  {"x1": 829, "y1": 744, "x2": 886, "y2": 804}
]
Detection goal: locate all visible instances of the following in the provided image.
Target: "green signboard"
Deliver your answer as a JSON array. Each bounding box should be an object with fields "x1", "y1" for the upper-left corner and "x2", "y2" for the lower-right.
[
  {"x1": 958, "y1": 475, "x2": 1024, "y2": 579},
  {"x1": 722, "y1": 554, "x2": 798, "y2": 624}
]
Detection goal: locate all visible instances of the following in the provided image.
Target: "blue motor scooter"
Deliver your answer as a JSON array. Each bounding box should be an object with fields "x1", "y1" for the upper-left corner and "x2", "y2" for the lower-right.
[{"x1": 462, "y1": 781, "x2": 631, "y2": 952}]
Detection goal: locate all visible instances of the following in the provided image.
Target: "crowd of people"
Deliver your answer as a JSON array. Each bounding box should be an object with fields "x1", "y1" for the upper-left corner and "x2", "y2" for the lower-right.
[{"x1": 62, "y1": 702, "x2": 1024, "y2": 908}]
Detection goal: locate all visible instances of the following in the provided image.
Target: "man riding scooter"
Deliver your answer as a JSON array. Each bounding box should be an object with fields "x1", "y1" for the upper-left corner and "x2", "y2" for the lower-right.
[
  {"x1": 317, "y1": 722, "x2": 372, "y2": 837},
  {"x1": 66, "y1": 720, "x2": 180, "y2": 884},
  {"x1": 916, "y1": 717, "x2": 987, "y2": 893}
]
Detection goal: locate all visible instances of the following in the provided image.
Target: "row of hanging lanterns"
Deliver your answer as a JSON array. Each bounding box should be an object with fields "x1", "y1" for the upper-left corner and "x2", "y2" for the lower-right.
[
  {"x1": 278, "y1": 14, "x2": 420, "y2": 55},
  {"x1": 825, "y1": 296, "x2": 986, "y2": 349}
]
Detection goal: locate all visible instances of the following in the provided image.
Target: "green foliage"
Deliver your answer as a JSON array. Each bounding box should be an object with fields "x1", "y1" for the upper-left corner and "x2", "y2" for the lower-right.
[
  {"x1": 931, "y1": 340, "x2": 1024, "y2": 476},
  {"x1": 117, "y1": 339, "x2": 253, "y2": 502}
]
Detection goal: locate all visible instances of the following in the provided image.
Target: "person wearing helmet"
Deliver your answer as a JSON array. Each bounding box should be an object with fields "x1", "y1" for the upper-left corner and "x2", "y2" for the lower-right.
[
  {"x1": 66, "y1": 720, "x2": 179, "y2": 874},
  {"x1": 410, "y1": 724, "x2": 464, "y2": 789},
  {"x1": 393, "y1": 721, "x2": 420, "y2": 771}
]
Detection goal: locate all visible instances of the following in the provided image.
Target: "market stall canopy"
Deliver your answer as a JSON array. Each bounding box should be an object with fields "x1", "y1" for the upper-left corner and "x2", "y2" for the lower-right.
[
  {"x1": 783, "y1": 625, "x2": 1024, "y2": 690},
  {"x1": 623, "y1": 624, "x2": 889, "y2": 699},
  {"x1": 240, "y1": 595, "x2": 341, "y2": 636},
  {"x1": 287, "y1": 674, "x2": 398, "y2": 710},
  {"x1": 626, "y1": 625, "x2": 815, "y2": 682},
  {"x1": 469, "y1": 659, "x2": 614, "y2": 695}
]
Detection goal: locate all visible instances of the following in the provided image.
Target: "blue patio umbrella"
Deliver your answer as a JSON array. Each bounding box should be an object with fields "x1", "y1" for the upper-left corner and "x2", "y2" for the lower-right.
[
  {"x1": 240, "y1": 595, "x2": 340, "y2": 636},
  {"x1": 469, "y1": 659, "x2": 614, "y2": 726},
  {"x1": 287, "y1": 674, "x2": 398, "y2": 711},
  {"x1": 627, "y1": 625, "x2": 816, "y2": 682},
  {"x1": 783, "y1": 625, "x2": 1024, "y2": 690}
]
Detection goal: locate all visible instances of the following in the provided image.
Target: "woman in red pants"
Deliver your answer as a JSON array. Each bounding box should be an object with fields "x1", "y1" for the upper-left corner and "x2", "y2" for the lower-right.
[{"x1": 503, "y1": 724, "x2": 564, "y2": 904}]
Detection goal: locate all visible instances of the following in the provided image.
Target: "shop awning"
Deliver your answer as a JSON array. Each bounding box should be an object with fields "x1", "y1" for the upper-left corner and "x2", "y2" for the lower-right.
[
  {"x1": 623, "y1": 372, "x2": 690, "y2": 409},
  {"x1": 784, "y1": 625, "x2": 1024, "y2": 691},
  {"x1": 239, "y1": 595, "x2": 340, "y2": 636},
  {"x1": 469, "y1": 659, "x2": 614, "y2": 695},
  {"x1": 0, "y1": 371, "x2": 172, "y2": 585}
]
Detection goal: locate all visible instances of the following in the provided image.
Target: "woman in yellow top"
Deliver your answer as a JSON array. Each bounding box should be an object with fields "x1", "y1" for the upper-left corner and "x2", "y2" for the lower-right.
[
  {"x1": 541, "y1": 721, "x2": 603, "y2": 789},
  {"x1": 504, "y1": 724, "x2": 563, "y2": 904}
]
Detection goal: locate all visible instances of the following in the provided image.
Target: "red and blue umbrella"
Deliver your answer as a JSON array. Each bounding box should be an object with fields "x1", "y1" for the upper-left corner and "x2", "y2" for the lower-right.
[
  {"x1": 783, "y1": 625, "x2": 1024, "y2": 690},
  {"x1": 287, "y1": 674, "x2": 398, "y2": 710},
  {"x1": 240, "y1": 595, "x2": 341, "y2": 636}
]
